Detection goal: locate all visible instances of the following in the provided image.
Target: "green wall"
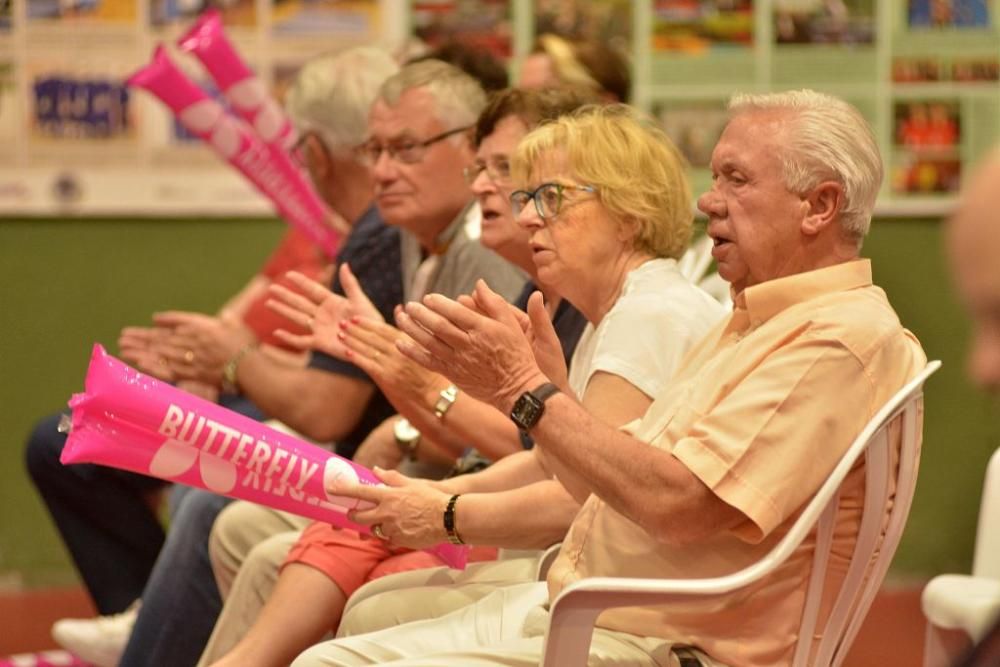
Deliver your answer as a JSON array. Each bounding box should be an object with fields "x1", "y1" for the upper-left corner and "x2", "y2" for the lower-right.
[{"x1": 0, "y1": 215, "x2": 996, "y2": 588}]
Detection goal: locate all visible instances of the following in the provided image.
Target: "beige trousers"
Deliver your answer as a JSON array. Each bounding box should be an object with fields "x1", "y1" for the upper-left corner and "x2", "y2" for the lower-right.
[
  {"x1": 338, "y1": 555, "x2": 541, "y2": 637},
  {"x1": 294, "y1": 581, "x2": 692, "y2": 667},
  {"x1": 196, "y1": 501, "x2": 310, "y2": 666}
]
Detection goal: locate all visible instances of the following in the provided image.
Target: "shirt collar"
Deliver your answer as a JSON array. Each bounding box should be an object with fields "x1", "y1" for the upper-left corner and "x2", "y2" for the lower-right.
[
  {"x1": 430, "y1": 200, "x2": 478, "y2": 255},
  {"x1": 733, "y1": 259, "x2": 873, "y2": 327}
]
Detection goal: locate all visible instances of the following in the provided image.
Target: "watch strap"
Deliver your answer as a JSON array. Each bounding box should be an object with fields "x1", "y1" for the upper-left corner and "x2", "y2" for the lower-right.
[
  {"x1": 433, "y1": 384, "x2": 459, "y2": 419},
  {"x1": 222, "y1": 344, "x2": 255, "y2": 394},
  {"x1": 443, "y1": 494, "x2": 464, "y2": 545}
]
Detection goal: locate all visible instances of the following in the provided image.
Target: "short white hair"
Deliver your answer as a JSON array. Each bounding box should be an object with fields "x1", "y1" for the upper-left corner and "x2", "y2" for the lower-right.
[
  {"x1": 729, "y1": 89, "x2": 883, "y2": 241},
  {"x1": 377, "y1": 59, "x2": 487, "y2": 131},
  {"x1": 286, "y1": 47, "x2": 398, "y2": 153}
]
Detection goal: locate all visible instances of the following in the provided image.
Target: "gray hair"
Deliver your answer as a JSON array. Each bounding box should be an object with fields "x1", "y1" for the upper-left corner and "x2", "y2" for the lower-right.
[
  {"x1": 377, "y1": 59, "x2": 487, "y2": 132},
  {"x1": 728, "y1": 89, "x2": 883, "y2": 241},
  {"x1": 286, "y1": 47, "x2": 398, "y2": 153}
]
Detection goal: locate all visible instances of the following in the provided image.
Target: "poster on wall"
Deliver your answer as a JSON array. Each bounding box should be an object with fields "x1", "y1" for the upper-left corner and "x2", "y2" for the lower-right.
[
  {"x1": 652, "y1": 0, "x2": 753, "y2": 53},
  {"x1": 908, "y1": 0, "x2": 990, "y2": 29},
  {"x1": 412, "y1": 0, "x2": 511, "y2": 60},
  {"x1": 534, "y1": 0, "x2": 632, "y2": 48},
  {"x1": 773, "y1": 0, "x2": 875, "y2": 45},
  {"x1": 271, "y1": 0, "x2": 379, "y2": 38},
  {"x1": 27, "y1": 0, "x2": 136, "y2": 25},
  {"x1": 892, "y1": 99, "x2": 962, "y2": 195},
  {"x1": 151, "y1": 0, "x2": 256, "y2": 29},
  {"x1": 893, "y1": 55, "x2": 999, "y2": 82},
  {"x1": 27, "y1": 58, "x2": 138, "y2": 158}
]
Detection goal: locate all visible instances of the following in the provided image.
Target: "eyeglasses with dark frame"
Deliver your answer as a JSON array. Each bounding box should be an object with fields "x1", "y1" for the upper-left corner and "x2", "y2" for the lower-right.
[
  {"x1": 509, "y1": 182, "x2": 597, "y2": 219},
  {"x1": 360, "y1": 125, "x2": 472, "y2": 166},
  {"x1": 462, "y1": 157, "x2": 513, "y2": 186}
]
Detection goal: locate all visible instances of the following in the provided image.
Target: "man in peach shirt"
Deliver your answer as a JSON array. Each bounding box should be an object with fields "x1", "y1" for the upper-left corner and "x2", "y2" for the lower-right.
[{"x1": 296, "y1": 91, "x2": 927, "y2": 667}]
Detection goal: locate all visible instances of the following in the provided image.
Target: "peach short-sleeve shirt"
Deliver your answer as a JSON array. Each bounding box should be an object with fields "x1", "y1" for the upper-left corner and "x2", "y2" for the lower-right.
[{"x1": 546, "y1": 260, "x2": 926, "y2": 666}]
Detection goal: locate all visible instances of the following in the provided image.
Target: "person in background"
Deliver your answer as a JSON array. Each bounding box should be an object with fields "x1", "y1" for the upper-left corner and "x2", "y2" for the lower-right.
[
  {"x1": 947, "y1": 148, "x2": 1000, "y2": 666},
  {"x1": 109, "y1": 59, "x2": 525, "y2": 667},
  {"x1": 519, "y1": 33, "x2": 630, "y2": 102},
  {"x1": 38, "y1": 46, "x2": 402, "y2": 667}
]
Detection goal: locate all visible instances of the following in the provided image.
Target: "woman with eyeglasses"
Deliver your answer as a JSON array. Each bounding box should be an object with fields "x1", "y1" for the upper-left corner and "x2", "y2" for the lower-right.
[{"x1": 281, "y1": 105, "x2": 726, "y2": 666}]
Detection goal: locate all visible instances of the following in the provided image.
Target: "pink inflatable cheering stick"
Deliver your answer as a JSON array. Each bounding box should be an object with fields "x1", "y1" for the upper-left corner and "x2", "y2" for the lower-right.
[
  {"x1": 61, "y1": 345, "x2": 469, "y2": 570},
  {"x1": 179, "y1": 9, "x2": 293, "y2": 147},
  {"x1": 127, "y1": 47, "x2": 339, "y2": 257}
]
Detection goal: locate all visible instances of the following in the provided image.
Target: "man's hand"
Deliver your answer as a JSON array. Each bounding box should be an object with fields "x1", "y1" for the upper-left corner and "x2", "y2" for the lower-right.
[
  {"x1": 395, "y1": 280, "x2": 549, "y2": 412},
  {"x1": 330, "y1": 469, "x2": 449, "y2": 549},
  {"x1": 352, "y1": 417, "x2": 405, "y2": 471},
  {"x1": 152, "y1": 312, "x2": 256, "y2": 386},
  {"x1": 268, "y1": 264, "x2": 382, "y2": 358},
  {"x1": 339, "y1": 318, "x2": 444, "y2": 405}
]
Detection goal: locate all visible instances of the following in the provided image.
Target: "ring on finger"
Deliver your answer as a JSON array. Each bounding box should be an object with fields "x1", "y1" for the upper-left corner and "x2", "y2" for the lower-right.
[
  {"x1": 372, "y1": 524, "x2": 387, "y2": 540},
  {"x1": 184, "y1": 350, "x2": 195, "y2": 363}
]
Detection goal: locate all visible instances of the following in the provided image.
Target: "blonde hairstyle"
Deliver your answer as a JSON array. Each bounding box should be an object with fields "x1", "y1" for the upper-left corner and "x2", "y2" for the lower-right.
[
  {"x1": 729, "y1": 89, "x2": 883, "y2": 241},
  {"x1": 377, "y1": 59, "x2": 487, "y2": 131},
  {"x1": 512, "y1": 104, "x2": 692, "y2": 260},
  {"x1": 286, "y1": 47, "x2": 398, "y2": 153}
]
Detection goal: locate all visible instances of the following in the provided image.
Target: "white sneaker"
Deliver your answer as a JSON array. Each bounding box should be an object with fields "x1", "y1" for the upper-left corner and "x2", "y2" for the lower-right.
[{"x1": 51, "y1": 600, "x2": 140, "y2": 667}]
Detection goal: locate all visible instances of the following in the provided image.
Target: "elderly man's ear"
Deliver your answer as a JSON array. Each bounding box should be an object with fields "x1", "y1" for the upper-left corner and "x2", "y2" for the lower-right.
[{"x1": 801, "y1": 181, "x2": 845, "y2": 236}]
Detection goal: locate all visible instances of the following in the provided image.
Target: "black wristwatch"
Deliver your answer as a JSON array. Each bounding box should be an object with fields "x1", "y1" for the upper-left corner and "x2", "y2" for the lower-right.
[{"x1": 509, "y1": 382, "x2": 560, "y2": 433}]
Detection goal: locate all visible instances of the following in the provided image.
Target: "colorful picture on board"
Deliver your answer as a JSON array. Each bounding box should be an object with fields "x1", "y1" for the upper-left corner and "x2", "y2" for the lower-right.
[
  {"x1": 31, "y1": 70, "x2": 133, "y2": 141},
  {"x1": 652, "y1": 0, "x2": 754, "y2": 53},
  {"x1": 271, "y1": 0, "x2": 378, "y2": 37},
  {"x1": 892, "y1": 99, "x2": 961, "y2": 195},
  {"x1": 773, "y1": 0, "x2": 875, "y2": 44},
  {"x1": 412, "y1": 0, "x2": 511, "y2": 60},
  {"x1": 151, "y1": 0, "x2": 255, "y2": 28},
  {"x1": 27, "y1": 0, "x2": 136, "y2": 24},
  {"x1": 908, "y1": 0, "x2": 989, "y2": 28},
  {"x1": 534, "y1": 0, "x2": 632, "y2": 48}
]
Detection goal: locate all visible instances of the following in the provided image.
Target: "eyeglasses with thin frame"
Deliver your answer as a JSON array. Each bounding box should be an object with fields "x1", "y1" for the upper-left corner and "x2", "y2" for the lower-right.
[
  {"x1": 463, "y1": 157, "x2": 512, "y2": 186},
  {"x1": 360, "y1": 125, "x2": 472, "y2": 166},
  {"x1": 509, "y1": 182, "x2": 597, "y2": 220}
]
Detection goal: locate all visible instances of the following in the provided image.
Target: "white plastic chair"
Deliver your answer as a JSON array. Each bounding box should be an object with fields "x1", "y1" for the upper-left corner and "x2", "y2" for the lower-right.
[
  {"x1": 922, "y1": 447, "x2": 1000, "y2": 666},
  {"x1": 540, "y1": 360, "x2": 941, "y2": 667}
]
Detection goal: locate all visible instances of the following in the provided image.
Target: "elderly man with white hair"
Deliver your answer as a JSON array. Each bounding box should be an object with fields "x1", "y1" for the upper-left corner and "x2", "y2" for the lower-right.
[{"x1": 292, "y1": 89, "x2": 927, "y2": 667}]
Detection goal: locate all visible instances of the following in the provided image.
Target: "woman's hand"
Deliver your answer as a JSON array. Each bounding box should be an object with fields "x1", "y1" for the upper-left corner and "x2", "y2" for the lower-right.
[
  {"x1": 267, "y1": 264, "x2": 382, "y2": 358},
  {"x1": 352, "y1": 416, "x2": 404, "y2": 471},
  {"x1": 331, "y1": 468, "x2": 450, "y2": 550},
  {"x1": 118, "y1": 326, "x2": 176, "y2": 381}
]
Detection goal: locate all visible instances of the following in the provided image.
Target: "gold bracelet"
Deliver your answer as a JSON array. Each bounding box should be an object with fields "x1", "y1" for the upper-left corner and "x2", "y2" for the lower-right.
[{"x1": 222, "y1": 344, "x2": 255, "y2": 394}]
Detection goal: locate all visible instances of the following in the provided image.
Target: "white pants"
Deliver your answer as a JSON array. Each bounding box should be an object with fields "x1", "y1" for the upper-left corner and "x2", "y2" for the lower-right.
[{"x1": 294, "y1": 581, "x2": 693, "y2": 667}]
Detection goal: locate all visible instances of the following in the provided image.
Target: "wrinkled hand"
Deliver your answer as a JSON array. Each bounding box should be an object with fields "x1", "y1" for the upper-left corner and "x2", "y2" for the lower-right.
[
  {"x1": 331, "y1": 468, "x2": 449, "y2": 549},
  {"x1": 118, "y1": 326, "x2": 175, "y2": 381},
  {"x1": 339, "y1": 317, "x2": 443, "y2": 405},
  {"x1": 151, "y1": 312, "x2": 255, "y2": 386},
  {"x1": 268, "y1": 264, "x2": 382, "y2": 358},
  {"x1": 352, "y1": 417, "x2": 404, "y2": 471},
  {"x1": 395, "y1": 280, "x2": 548, "y2": 412}
]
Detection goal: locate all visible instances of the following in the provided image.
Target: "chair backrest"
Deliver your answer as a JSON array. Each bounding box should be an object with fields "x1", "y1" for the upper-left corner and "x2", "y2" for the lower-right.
[
  {"x1": 797, "y1": 360, "x2": 940, "y2": 666},
  {"x1": 539, "y1": 362, "x2": 939, "y2": 667},
  {"x1": 973, "y1": 448, "x2": 1000, "y2": 580}
]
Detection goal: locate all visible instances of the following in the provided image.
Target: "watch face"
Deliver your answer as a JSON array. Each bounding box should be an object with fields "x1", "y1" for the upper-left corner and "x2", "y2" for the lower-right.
[
  {"x1": 393, "y1": 418, "x2": 421, "y2": 444},
  {"x1": 510, "y1": 393, "x2": 544, "y2": 430}
]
